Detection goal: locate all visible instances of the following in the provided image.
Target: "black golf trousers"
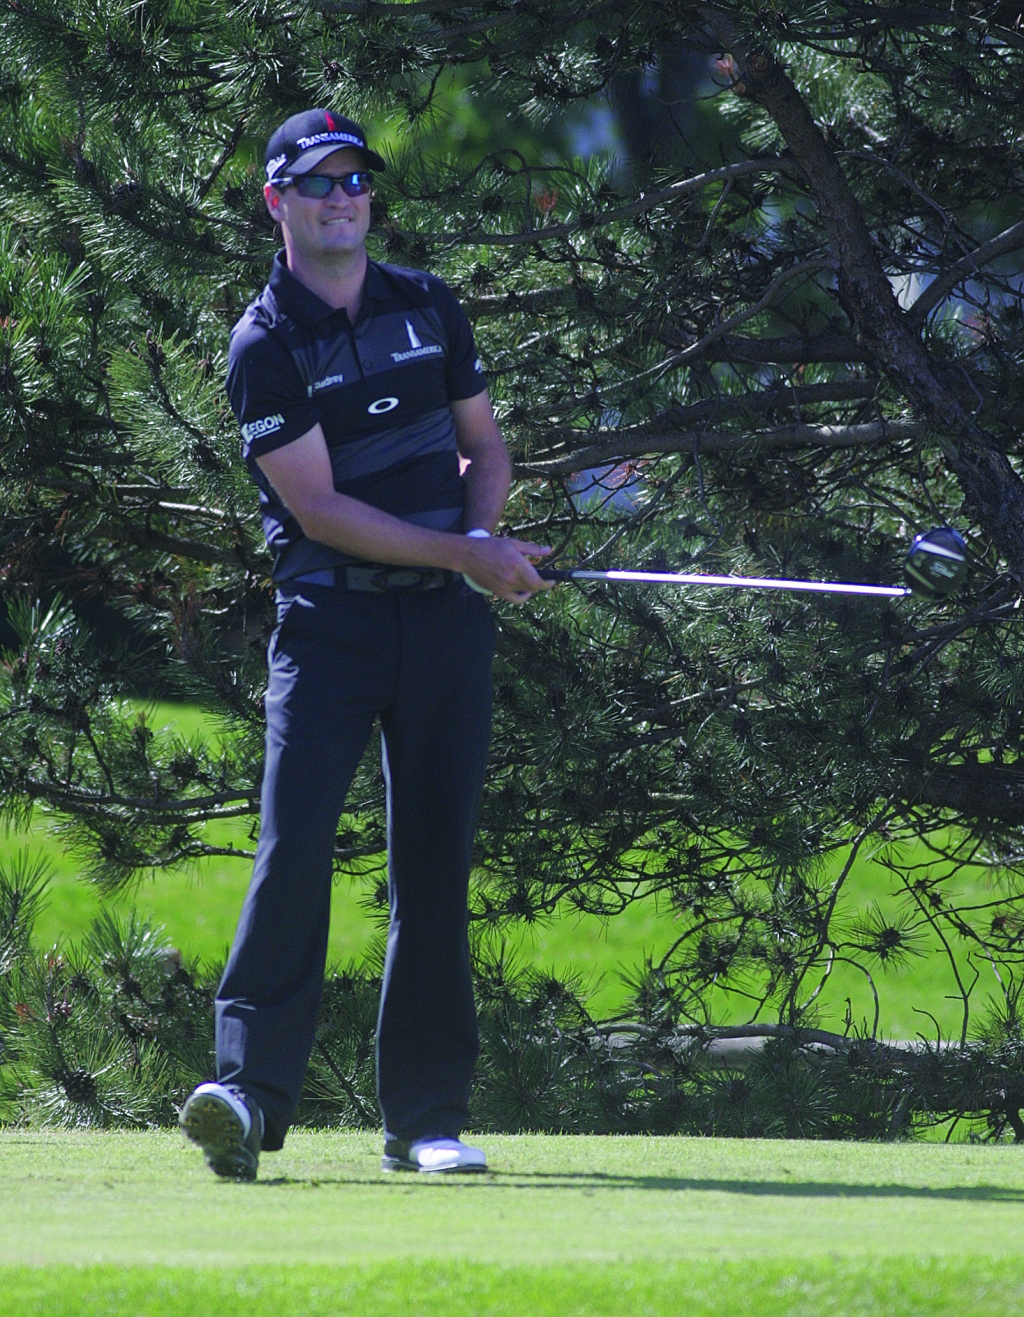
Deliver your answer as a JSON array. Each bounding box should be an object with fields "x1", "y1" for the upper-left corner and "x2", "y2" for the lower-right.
[{"x1": 214, "y1": 579, "x2": 494, "y2": 1150}]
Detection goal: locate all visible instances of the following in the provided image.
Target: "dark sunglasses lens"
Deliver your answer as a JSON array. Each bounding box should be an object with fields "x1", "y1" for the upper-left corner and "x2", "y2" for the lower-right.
[
  {"x1": 294, "y1": 175, "x2": 333, "y2": 198},
  {"x1": 293, "y1": 173, "x2": 372, "y2": 199}
]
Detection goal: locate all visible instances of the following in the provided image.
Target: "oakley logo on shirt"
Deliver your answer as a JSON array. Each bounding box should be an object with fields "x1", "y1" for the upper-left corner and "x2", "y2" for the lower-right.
[
  {"x1": 368, "y1": 396, "x2": 400, "y2": 414},
  {"x1": 240, "y1": 413, "x2": 285, "y2": 442}
]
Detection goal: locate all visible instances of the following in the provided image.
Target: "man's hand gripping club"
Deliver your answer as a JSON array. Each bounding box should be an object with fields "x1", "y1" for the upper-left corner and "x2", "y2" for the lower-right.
[{"x1": 457, "y1": 530, "x2": 554, "y2": 604}]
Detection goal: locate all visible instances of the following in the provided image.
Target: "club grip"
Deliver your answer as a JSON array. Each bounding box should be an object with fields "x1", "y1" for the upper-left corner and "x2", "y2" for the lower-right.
[{"x1": 538, "y1": 568, "x2": 577, "y2": 582}]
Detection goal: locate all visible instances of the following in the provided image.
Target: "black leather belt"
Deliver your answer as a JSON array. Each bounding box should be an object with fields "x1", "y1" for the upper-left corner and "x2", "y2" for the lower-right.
[{"x1": 290, "y1": 565, "x2": 452, "y2": 592}]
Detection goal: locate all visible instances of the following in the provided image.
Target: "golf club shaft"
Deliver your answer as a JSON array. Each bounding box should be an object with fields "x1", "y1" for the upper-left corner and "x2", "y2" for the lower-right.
[{"x1": 538, "y1": 568, "x2": 909, "y2": 598}]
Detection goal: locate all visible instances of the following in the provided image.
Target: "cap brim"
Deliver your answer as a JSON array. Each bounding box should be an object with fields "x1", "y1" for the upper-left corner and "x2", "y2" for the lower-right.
[{"x1": 274, "y1": 143, "x2": 387, "y2": 179}]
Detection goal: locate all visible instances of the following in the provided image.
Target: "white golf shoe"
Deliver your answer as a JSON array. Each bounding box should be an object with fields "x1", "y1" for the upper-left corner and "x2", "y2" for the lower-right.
[
  {"x1": 382, "y1": 1136, "x2": 488, "y2": 1173},
  {"x1": 179, "y1": 1082, "x2": 264, "y2": 1181}
]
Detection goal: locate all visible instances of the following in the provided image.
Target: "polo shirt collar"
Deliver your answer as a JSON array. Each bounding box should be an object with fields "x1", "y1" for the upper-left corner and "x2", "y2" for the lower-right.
[
  {"x1": 361, "y1": 261, "x2": 393, "y2": 307},
  {"x1": 268, "y1": 250, "x2": 336, "y2": 324},
  {"x1": 268, "y1": 251, "x2": 392, "y2": 324}
]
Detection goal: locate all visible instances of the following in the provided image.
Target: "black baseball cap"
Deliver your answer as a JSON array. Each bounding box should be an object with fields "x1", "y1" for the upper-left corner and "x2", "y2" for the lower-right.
[{"x1": 264, "y1": 109, "x2": 387, "y2": 183}]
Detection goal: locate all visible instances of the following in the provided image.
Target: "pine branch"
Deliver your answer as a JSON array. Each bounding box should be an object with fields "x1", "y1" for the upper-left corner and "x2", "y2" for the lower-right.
[
  {"x1": 196, "y1": 117, "x2": 249, "y2": 202},
  {"x1": 665, "y1": 332, "x2": 871, "y2": 364},
  {"x1": 21, "y1": 781, "x2": 257, "y2": 814},
  {"x1": 521, "y1": 420, "x2": 922, "y2": 478},
  {"x1": 397, "y1": 158, "x2": 794, "y2": 247},
  {"x1": 117, "y1": 522, "x2": 254, "y2": 569},
  {"x1": 907, "y1": 219, "x2": 1024, "y2": 325},
  {"x1": 536, "y1": 380, "x2": 880, "y2": 452},
  {"x1": 905, "y1": 764, "x2": 1024, "y2": 825}
]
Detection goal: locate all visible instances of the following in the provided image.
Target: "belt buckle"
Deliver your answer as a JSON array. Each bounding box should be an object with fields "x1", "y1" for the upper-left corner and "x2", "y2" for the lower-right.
[
  {"x1": 344, "y1": 566, "x2": 445, "y2": 592},
  {"x1": 373, "y1": 567, "x2": 431, "y2": 592}
]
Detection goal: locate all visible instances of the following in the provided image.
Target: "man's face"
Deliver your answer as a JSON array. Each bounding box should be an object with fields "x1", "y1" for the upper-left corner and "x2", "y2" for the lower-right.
[{"x1": 265, "y1": 147, "x2": 372, "y2": 262}]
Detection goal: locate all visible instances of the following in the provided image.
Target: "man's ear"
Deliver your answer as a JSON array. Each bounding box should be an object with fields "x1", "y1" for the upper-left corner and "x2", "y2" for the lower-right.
[{"x1": 263, "y1": 182, "x2": 282, "y2": 219}]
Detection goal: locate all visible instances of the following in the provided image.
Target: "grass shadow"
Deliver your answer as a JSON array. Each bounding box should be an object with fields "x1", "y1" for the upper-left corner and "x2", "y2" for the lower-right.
[
  {"x1": 500, "y1": 1171, "x2": 1024, "y2": 1202},
  {"x1": 249, "y1": 1170, "x2": 1024, "y2": 1203}
]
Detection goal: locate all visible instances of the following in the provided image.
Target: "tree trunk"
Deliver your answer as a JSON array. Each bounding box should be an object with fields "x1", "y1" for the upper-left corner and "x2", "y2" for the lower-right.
[{"x1": 699, "y1": 5, "x2": 1024, "y2": 584}]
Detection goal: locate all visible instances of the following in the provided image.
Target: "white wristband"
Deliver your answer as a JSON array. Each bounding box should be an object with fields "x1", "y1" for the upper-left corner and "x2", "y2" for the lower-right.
[{"x1": 463, "y1": 528, "x2": 492, "y2": 594}]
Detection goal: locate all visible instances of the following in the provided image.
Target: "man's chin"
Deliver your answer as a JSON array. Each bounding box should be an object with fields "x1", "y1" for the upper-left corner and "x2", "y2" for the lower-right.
[
  {"x1": 312, "y1": 237, "x2": 365, "y2": 259},
  {"x1": 319, "y1": 229, "x2": 364, "y2": 250}
]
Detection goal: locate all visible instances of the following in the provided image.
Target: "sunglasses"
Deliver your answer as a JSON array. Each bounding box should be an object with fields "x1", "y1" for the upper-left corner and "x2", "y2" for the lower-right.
[{"x1": 276, "y1": 171, "x2": 373, "y2": 199}]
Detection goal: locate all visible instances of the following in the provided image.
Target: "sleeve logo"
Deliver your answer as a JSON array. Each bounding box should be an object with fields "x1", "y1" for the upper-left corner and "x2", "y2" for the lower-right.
[{"x1": 241, "y1": 413, "x2": 285, "y2": 442}]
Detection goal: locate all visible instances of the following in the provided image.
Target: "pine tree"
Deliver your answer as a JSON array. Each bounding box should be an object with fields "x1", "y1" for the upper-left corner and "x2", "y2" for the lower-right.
[{"x1": 0, "y1": 2, "x2": 1023, "y2": 1054}]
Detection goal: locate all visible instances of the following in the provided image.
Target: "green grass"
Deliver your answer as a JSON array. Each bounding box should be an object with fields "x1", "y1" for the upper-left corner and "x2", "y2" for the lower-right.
[
  {"x1": 2, "y1": 1131, "x2": 1024, "y2": 1314},
  {"x1": 3, "y1": 1260, "x2": 1024, "y2": 1316},
  {"x1": 5, "y1": 702, "x2": 1006, "y2": 1031}
]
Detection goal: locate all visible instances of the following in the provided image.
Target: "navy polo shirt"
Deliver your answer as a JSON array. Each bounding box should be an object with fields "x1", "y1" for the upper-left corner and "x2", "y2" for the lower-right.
[{"x1": 227, "y1": 252, "x2": 487, "y2": 582}]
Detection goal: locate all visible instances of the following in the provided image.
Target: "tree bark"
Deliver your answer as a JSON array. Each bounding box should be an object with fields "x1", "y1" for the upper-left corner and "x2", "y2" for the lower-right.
[{"x1": 904, "y1": 763, "x2": 1024, "y2": 824}]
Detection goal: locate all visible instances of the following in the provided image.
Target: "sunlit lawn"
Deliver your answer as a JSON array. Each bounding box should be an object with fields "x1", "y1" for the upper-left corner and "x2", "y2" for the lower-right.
[
  {"x1": 4, "y1": 709, "x2": 1020, "y2": 1314},
  {"x1": 2, "y1": 1130, "x2": 1024, "y2": 1315}
]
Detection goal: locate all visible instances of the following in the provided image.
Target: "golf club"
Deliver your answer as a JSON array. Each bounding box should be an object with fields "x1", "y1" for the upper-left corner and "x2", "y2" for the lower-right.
[{"x1": 538, "y1": 527, "x2": 968, "y2": 602}]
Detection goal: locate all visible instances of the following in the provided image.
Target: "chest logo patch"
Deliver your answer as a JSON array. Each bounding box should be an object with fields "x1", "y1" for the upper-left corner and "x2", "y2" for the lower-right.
[
  {"x1": 391, "y1": 317, "x2": 444, "y2": 364},
  {"x1": 368, "y1": 396, "x2": 400, "y2": 415}
]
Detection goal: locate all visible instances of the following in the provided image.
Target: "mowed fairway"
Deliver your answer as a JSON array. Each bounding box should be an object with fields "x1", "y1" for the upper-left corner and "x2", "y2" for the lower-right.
[{"x1": 1, "y1": 1131, "x2": 1024, "y2": 1315}]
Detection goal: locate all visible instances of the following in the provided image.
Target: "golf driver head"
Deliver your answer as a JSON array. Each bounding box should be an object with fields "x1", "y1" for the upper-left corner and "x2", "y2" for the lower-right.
[{"x1": 903, "y1": 527, "x2": 968, "y2": 600}]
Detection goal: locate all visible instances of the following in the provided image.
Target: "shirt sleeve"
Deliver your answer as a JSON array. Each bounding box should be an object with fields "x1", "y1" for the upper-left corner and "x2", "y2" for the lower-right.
[
  {"x1": 432, "y1": 279, "x2": 487, "y2": 402},
  {"x1": 226, "y1": 319, "x2": 321, "y2": 459}
]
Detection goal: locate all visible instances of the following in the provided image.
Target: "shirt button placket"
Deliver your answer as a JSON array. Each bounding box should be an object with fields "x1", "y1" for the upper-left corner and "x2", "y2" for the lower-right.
[{"x1": 349, "y1": 320, "x2": 367, "y2": 378}]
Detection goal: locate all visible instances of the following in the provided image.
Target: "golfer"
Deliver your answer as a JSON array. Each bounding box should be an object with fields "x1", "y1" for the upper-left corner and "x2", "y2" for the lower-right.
[{"x1": 179, "y1": 108, "x2": 551, "y2": 1180}]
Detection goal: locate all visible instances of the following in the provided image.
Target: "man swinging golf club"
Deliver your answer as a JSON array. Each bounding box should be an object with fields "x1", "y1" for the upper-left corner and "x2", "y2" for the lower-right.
[{"x1": 179, "y1": 108, "x2": 552, "y2": 1180}]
